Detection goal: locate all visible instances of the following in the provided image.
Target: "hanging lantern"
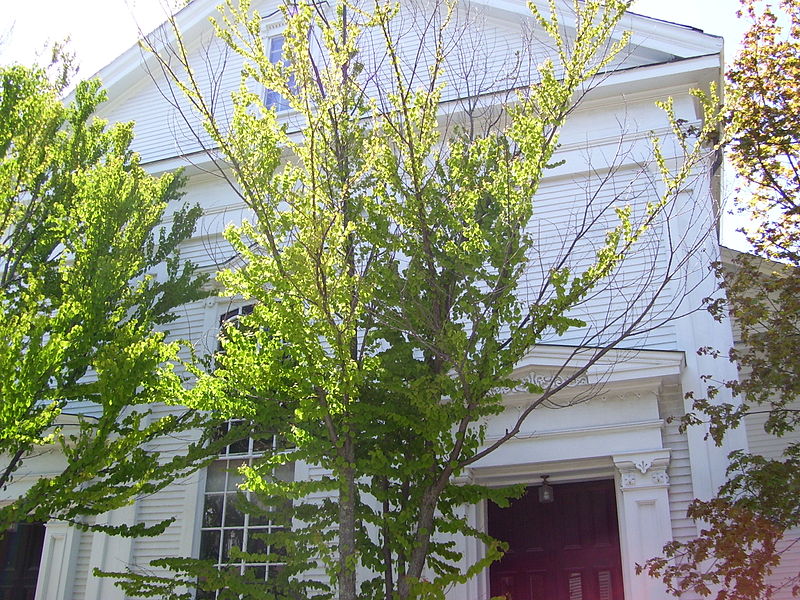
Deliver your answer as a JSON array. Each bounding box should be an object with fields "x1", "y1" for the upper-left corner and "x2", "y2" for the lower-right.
[{"x1": 539, "y1": 475, "x2": 554, "y2": 504}]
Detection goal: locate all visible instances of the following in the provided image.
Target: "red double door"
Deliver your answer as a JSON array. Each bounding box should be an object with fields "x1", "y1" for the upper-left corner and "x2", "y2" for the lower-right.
[
  {"x1": 0, "y1": 523, "x2": 44, "y2": 600},
  {"x1": 488, "y1": 479, "x2": 624, "y2": 600}
]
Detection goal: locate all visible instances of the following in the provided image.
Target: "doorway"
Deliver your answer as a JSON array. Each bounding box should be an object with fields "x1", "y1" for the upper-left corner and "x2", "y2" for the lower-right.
[
  {"x1": 488, "y1": 479, "x2": 624, "y2": 600},
  {"x1": 0, "y1": 523, "x2": 45, "y2": 600}
]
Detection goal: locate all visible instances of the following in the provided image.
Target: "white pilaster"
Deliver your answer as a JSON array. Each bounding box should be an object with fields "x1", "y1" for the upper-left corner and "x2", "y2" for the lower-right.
[
  {"x1": 449, "y1": 467, "x2": 487, "y2": 600},
  {"x1": 668, "y1": 188, "x2": 749, "y2": 501},
  {"x1": 35, "y1": 522, "x2": 80, "y2": 600},
  {"x1": 83, "y1": 504, "x2": 136, "y2": 600},
  {"x1": 613, "y1": 450, "x2": 673, "y2": 600},
  {"x1": 178, "y1": 469, "x2": 205, "y2": 558}
]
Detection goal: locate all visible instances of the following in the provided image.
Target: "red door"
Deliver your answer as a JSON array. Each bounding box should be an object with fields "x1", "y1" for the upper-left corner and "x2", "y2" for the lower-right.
[
  {"x1": 488, "y1": 479, "x2": 624, "y2": 600},
  {"x1": 0, "y1": 523, "x2": 45, "y2": 600}
]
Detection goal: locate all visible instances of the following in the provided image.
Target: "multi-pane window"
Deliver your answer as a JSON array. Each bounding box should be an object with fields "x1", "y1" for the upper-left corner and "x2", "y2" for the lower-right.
[
  {"x1": 198, "y1": 423, "x2": 293, "y2": 598},
  {"x1": 196, "y1": 306, "x2": 293, "y2": 598},
  {"x1": 218, "y1": 304, "x2": 254, "y2": 329},
  {"x1": 265, "y1": 35, "x2": 293, "y2": 112}
]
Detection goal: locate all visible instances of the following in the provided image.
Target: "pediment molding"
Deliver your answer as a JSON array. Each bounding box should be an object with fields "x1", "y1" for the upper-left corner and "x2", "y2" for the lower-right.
[
  {"x1": 503, "y1": 345, "x2": 685, "y2": 398},
  {"x1": 89, "y1": 0, "x2": 723, "y2": 123}
]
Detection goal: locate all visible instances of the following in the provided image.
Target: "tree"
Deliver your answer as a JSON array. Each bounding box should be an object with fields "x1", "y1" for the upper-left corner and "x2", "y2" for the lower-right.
[
  {"x1": 106, "y1": 1, "x2": 720, "y2": 599},
  {"x1": 0, "y1": 60, "x2": 222, "y2": 536},
  {"x1": 642, "y1": 1, "x2": 800, "y2": 598}
]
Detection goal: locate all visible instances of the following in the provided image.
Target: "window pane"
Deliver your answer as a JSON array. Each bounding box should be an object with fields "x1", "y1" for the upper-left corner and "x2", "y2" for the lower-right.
[
  {"x1": 275, "y1": 497, "x2": 293, "y2": 515},
  {"x1": 225, "y1": 460, "x2": 246, "y2": 491},
  {"x1": 252, "y1": 434, "x2": 274, "y2": 453},
  {"x1": 228, "y1": 436, "x2": 249, "y2": 455},
  {"x1": 269, "y1": 36, "x2": 283, "y2": 62},
  {"x1": 247, "y1": 497, "x2": 272, "y2": 526},
  {"x1": 268, "y1": 564, "x2": 285, "y2": 580},
  {"x1": 265, "y1": 35, "x2": 292, "y2": 112},
  {"x1": 200, "y1": 530, "x2": 221, "y2": 562},
  {"x1": 195, "y1": 588, "x2": 216, "y2": 600},
  {"x1": 202, "y1": 494, "x2": 224, "y2": 528},
  {"x1": 246, "y1": 565, "x2": 267, "y2": 581},
  {"x1": 200, "y1": 413, "x2": 292, "y2": 585},
  {"x1": 245, "y1": 529, "x2": 268, "y2": 556},
  {"x1": 221, "y1": 529, "x2": 243, "y2": 562},
  {"x1": 274, "y1": 462, "x2": 294, "y2": 482},
  {"x1": 272, "y1": 540, "x2": 287, "y2": 558},
  {"x1": 206, "y1": 462, "x2": 227, "y2": 493},
  {"x1": 224, "y1": 494, "x2": 245, "y2": 527}
]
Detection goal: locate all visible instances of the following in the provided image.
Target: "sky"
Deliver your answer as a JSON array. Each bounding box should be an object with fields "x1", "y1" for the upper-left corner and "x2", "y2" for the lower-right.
[{"x1": 0, "y1": 0, "x2": 753, "y2": 248}]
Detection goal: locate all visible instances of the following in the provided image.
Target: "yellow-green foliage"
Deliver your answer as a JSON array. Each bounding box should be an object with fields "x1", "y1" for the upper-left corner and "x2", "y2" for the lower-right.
[
  {"x1": 0, "y1": 64, "x2": 214, "y2": 536},
  {"x1": 120, "y1": 2, "x2": 720, "y2": 599}
]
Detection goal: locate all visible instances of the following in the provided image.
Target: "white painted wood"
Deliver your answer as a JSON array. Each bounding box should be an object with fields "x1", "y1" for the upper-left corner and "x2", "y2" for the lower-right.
[
  {"x1": 613, "y1": 450, "x2": 673, "y2": 600},
  {"x1": 34, "y1": 522, "x2": 79, "y2": 600},
  {"x1": 69, "y1": 519, "x2": 94, "y2": 600},
  {"x1": 83, "y1": 505, "x2": 135, "y2": 600},
  {"x1": 19, "y1": 2, "x2": 774, "y2": 599},
  {"x1": 658, "y1": 380, "x2": 698, "y2": 545}
]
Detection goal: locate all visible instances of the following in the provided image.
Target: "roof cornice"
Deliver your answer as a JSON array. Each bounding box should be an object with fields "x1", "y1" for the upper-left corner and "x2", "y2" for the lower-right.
[
  {"x1": 92, "y1": 0, "x2": 723, "y2": 103},
  {"x1": 93, "y1": 0, "x2": 219, "y2": 98},
  {"x1": 474, "y1": 0, "x2": 722, "y2": 57}
]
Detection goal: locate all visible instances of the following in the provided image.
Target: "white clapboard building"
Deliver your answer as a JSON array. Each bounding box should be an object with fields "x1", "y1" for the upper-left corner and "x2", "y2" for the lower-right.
[{"x1": 2, "y1": 1, "x2": 797, "y2": 599}]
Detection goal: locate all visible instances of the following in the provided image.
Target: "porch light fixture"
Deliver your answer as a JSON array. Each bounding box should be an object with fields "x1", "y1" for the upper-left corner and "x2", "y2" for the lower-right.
[{"x1": 538, "y1": 475, "x2": 554, "y2": 504}]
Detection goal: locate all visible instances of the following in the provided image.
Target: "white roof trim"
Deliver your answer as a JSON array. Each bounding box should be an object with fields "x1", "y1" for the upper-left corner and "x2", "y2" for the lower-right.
[
  {"x1": 91, "y1": 0, "x2": 723, "y2": 103},
  {"x1": 506, "y1": 344, "x2": 685, "y2": 392}
]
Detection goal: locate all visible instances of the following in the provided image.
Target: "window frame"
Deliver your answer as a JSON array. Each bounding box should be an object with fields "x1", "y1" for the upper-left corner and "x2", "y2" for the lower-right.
[
  {"x1": 264, "y1": 34, "x2": 294, "y2": 113},
  {"x1": 194, "y1": 304, "x2": 294, "y2": 599},
  {"x1": 197, "y1": 424, "x2": 291, "y2": 587}
]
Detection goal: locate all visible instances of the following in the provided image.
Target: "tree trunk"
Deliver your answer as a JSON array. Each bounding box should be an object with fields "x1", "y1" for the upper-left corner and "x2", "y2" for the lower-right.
[
  {"x1": 397, "y1": 485, "x2": 442, "y2": 599},
  {"x1": 338, "y1": 438, "x2": 358, "y2": 600}
]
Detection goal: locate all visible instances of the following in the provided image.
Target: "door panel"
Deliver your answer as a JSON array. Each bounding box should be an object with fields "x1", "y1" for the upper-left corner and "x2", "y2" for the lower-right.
[
  {"x1": 488, "y1": 480, "x2": 624, "y2": 600},
  {"x1": 0, "y1": 523, "x2": 45, "y2": 600}
]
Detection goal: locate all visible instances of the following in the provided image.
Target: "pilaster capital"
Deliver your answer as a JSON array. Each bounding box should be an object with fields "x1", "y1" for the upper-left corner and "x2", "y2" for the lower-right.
[{"x1": 613, "y1": 449, "x2": 671, "y2": 490}]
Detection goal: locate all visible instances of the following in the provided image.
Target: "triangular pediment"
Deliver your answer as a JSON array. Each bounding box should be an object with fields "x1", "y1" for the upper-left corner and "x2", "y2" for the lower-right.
[
  {"x1": 88, "y1": 0, "x2": 723, "y2": 167},
  {"x1": 503, "y1": 344, "x2": 685, "y2": 398}
]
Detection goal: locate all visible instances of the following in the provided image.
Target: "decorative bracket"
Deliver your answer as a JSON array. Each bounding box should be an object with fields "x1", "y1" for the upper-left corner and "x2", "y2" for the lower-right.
[{"x1": 613, "y1": 449, "x2": 671, "y2": 490}]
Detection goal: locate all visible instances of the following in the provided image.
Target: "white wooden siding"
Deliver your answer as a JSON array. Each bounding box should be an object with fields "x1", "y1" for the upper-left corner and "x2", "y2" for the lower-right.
[
  {"x1": 741, "y1": 403, "x2": 800, "y2": 600},
  {"x1": 98, "y1": 28, "x2": 242, "y2": 164},
  {"x1": 658, "y1": 380, "x2": 696, "y2": 544},
  {"x1": 94, "y1": 0, "x2": 685, "y2": 168},
  {"x1": 70, "y1": 519, "x2": 95, "y2": 600},
  {"x1": 520, "y1": 167, "x2": 681, "y2": 351},
  {"x1": 30, "y1": 3, "x2": 735, "y2": 599}
]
